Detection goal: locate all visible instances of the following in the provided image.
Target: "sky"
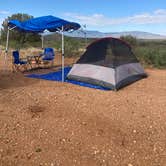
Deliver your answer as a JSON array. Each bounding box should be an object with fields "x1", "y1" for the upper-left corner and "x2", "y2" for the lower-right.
[{"x1": 0, "y1": 0, "x2": 166, "y2": 35}]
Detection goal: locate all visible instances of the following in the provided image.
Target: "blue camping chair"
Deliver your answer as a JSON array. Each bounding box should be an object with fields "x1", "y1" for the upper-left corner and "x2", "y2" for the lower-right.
[
  {"x1": 40, "y1": 48, "x2": 55, "y2": 67},
  {"x1": 12, "y1": 50, "x2": 28, "y2": 72}
]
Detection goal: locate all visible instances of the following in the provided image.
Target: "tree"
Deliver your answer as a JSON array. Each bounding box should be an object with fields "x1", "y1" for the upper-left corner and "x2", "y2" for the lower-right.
[{"x1": 1, "y1": 13, "x2": 40, "y2": 48}]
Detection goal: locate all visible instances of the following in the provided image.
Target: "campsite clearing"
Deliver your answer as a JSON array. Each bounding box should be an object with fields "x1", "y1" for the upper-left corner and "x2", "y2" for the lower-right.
[{"x1": 0, "y1": 54, "x2": 166, "y2": 166}]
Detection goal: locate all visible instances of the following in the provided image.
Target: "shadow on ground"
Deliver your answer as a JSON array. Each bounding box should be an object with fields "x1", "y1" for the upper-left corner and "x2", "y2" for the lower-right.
[{"x1": 0, "y1": 70, "x2": 39, "y2": 89}]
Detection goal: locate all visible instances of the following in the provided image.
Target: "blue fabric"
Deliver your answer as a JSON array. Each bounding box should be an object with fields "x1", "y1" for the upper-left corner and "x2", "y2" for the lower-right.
[
  {"x1": 8, "y1": 15, "x2": 80, "y2": 33},
  {"x1": 42, "y1": 48, "x2": 55, "y2": 60},
  {"x1": 27, "y1": 67, "x2": 110, "y2": 91},
  {"x1": 12, "y1": 50, "x2": 27, "y2": 65},
  {"x1": 12, "y1": 50, "x2": 20, "y2": 64},
  {"x1": 19, "y1": 61, "x2": 27, "y2": 65}
]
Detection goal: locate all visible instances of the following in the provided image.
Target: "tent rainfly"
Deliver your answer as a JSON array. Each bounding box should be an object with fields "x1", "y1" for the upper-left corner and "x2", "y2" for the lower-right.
[
  {"x1": 67, "y1": 37, "x2": 147, "y2": 90},
  {"x1": 6, "y1": 15, "x2": 80, "y2": 81}
]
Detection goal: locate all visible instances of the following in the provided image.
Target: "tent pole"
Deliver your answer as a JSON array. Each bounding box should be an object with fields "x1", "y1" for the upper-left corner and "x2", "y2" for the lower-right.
[
  {"x1": 4, "y1": 26, "x2": 10, "y2": 71},
  {"x1": 61, "y1": 26, "x2": 64, "y2": 82}
]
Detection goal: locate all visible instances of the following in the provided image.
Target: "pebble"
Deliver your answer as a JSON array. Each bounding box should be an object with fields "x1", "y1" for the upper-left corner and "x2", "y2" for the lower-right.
[
  {"x1": 27, "y1": 152, "x2": 33, "y2": 159},
  {"x1": 133, "y1": 130, "x2": 137, "y2": 133},
  {"x1": 128, "y1": 164, "x2": 133, "y2": 166},
  {"x1": 133, "y1": 140, "x2": 136, "y2": 144},
  {"x1": 94, "y1": 150, "x2": 100, "y2": 155}
]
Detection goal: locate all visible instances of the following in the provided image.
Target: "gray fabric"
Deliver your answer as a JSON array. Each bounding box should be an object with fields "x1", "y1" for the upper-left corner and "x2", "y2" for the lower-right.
[
  {"x1": 68, "y1": 64, "x2": 116, "y2": 85},
  {"x1": 67, "y1": 74, "x2": 115, "y2": 90},
  {"x1": 67, "y1": 63, "x2": 146, "y2": 90},
  {"x1": 115, "y1": 63, "x2": 145, "y2": 84}
]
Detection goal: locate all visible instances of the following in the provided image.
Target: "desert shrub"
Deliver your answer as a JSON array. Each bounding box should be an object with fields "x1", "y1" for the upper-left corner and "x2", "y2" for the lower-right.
[
  {"x1": 134, "y1": 46, "x2": 166, "y2": 68},
  {"x1": 120, "y1": 35, "x2": 138, "y2": 47}
]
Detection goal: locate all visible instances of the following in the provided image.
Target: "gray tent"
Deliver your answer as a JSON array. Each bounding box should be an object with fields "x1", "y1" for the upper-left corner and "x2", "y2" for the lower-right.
[{"x1": 67, "y1": 37, "x2": 147, "y2": 90}]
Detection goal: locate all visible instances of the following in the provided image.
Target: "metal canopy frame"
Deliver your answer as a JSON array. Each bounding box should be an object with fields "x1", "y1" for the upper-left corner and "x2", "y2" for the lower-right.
[{"x1": 5, "y1": 25, "x2": 65, "y2": 82}]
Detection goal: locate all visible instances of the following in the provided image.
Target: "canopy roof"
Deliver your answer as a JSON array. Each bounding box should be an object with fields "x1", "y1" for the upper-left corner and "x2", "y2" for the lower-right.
[{"x1": 8, "y1": 15, "x2": 80, "y2": 33}]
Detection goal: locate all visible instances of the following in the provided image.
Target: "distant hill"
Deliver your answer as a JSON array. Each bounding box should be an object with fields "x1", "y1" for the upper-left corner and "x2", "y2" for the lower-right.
[{"x1": 64, "y1": 30, "x2": 166, "y2": 40}]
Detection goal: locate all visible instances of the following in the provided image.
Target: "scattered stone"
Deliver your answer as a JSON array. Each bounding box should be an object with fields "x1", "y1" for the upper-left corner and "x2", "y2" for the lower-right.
[
  {"x1": 128, "y1": 164, "x2": 133, "y2": 166},
  {"x1": 35, "y1": 148, "x2": 42, "y2": 153},
  {"x1": 93, "y1": 150, "x2": 100, "y2": 155},
  {"x1": 81, "y1": 122, "x2": 87, "y2": 125},
  {"x1": 14, "y1": 154, "x2": 19, "y2": 158},
  {"x1": 133, "y1": 130, "x2": 137, "y2": 133},
  {"x1": 27, "y1": 152, "x2": 33, "y2": 159}
]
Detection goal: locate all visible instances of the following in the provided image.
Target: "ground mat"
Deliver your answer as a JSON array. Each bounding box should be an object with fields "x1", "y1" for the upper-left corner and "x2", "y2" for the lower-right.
[{"x1": 27, "y1": 67, "x2": 110, "y2": 90}]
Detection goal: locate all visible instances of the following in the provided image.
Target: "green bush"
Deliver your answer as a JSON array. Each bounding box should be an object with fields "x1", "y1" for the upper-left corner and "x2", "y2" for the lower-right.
[
  {"x1": 120, "y1": 35, "x2": 138, "y2": 47},
  {"x1": 134, "y1": 46, "x2": 166, "y2": 68}
]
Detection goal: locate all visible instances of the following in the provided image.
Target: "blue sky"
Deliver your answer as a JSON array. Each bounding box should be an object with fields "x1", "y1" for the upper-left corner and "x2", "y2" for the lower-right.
[{"x1": 0, "y1": 0, "x2": 166, "y2": 35}]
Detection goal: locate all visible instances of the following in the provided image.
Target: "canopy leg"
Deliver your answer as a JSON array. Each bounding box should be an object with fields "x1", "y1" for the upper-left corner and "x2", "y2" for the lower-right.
[
  {"x1": 4, "y1": 27, "x2": 10, "y2": 71},
  {"x1": 61, "y1": 26, "x2": 64, "y2": 82},
  {"x1": 41, "y1": 35, "x2": 44, "y2": 50}
]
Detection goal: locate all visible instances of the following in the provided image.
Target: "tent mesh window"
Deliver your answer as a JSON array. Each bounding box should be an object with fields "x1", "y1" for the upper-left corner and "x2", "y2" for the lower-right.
[
  {"x1": 111, "y1": 39, "x2": 138, "y2": 67},
  {"x1": 77, "y1": 40, "x2": 107, "y2": 64},
  {"x1": 77, "y1": 38, "x2": 138, "y2": 68}
]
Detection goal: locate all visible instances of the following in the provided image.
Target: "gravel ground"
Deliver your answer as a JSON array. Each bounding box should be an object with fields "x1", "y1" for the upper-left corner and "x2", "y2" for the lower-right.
[{"x1": 0, "y1": 55, "x2": 166, "y2": 166}]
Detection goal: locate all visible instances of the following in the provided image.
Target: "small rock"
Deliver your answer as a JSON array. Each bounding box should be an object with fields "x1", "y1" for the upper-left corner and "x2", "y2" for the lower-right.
[
  {"x1": 27, "y1": 152, "x2": 33, "y2": 159},
  {"x1": 133, "y1": 130, "x2": 137, "y2": 133},
  {"x1": 128, "y1": 164, "x2": 133, "y2": 166},
  {"x1": 81, "y1": 122, "x2": 87, "y2": 125},
  {"x1": 94, "y1": 150, "x2": 100, "y2": 155},
  {"x1": 14, "y1": 154, "x2": 19, "y2": 158},
  {"x1": 133, "y1": 140, "x2": 136, "y2": 144},
  {"x1": 108, "y1": 149, "x2": 111, "y2": 152},
  {"x1": 35, "y1": 148, "x2": 42, "y2": 152}
]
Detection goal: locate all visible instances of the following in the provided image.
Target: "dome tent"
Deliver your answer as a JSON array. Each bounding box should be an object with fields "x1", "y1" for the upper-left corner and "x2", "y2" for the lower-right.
[{"x1": 67, "y1": 37, "x2": 147, "y2": 90}]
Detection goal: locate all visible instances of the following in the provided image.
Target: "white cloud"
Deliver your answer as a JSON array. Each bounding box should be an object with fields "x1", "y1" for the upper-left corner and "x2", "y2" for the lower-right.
[
  {"x1": 0, "y1": 10, "x2": 9, "y2": 15},
  {"x1": 0, "y1": 10, "x2": 10, "y2": 27},
  {"x1": 64, "y1": 9, "x2": 166, "y2": 27}
]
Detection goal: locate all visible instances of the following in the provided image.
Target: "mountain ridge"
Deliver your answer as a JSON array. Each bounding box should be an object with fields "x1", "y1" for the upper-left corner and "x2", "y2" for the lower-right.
[{"x1": 64, "y1": 30, "x2": 166, "y2": 39}]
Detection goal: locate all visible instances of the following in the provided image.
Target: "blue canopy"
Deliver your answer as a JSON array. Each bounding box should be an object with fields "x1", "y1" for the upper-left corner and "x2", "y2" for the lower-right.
[{"x1": 8, "y1": 15, "x2": 80, "y2": 33}]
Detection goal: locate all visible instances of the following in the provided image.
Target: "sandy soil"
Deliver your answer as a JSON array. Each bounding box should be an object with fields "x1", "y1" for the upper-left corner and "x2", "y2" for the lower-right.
[{"x1": 0, "y1": 51, "x2": 166, "y2": 166}]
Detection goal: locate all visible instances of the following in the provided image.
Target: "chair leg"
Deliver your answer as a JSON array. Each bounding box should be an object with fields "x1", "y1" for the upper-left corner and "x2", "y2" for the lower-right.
[
  {"x1": 12, "y1": 65, "x2": 16, "y2": 72},
  {"x1": 51, "y1": 60, "x2": 54, "y2": 67},
  {"x1": 23, "y1": 64, "x2": 28, "y2": 72},
  {"x1": 15, "y1": 65, "x2": 21, "y2": 72}
]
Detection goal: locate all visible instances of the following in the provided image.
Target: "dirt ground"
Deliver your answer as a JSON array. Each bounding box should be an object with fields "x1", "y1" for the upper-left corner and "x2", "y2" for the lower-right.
[{"x1": 0, "y1": 52, "x2": 166, "y2": 166}]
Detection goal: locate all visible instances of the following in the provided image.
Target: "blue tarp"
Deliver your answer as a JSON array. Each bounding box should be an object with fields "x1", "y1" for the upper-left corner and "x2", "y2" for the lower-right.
[
  {"x1": 27, "y1": 67, "x2": 110, "y2": 91},
  {"x1": 8, "y1": 15, "x2": 80, "y2": 33}
]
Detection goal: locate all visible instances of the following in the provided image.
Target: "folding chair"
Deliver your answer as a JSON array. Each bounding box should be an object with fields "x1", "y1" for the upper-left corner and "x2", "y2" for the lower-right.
[
  {"x1": 12, "y1": 50, "x2": 28, "y2": 72},
  {"x1": 40, "y1": 48, "x2": 55, "y2": 67}
]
